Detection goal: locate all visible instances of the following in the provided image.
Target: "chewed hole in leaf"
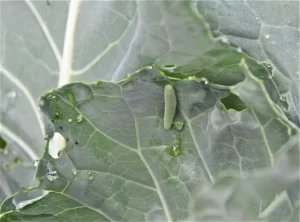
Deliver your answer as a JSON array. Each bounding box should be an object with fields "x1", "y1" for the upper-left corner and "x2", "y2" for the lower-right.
[
  {"x1": 12, "y1": 189, "x2": 49, "y2": 210},
  {"x1": 220, "y1": 94, "x2": 247, "y2": 111},
  {"x1": 48, "y1": 132, "x2": 66, "y2": 159}
]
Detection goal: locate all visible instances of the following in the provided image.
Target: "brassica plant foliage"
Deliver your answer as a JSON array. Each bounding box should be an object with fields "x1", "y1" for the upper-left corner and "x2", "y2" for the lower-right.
[{"x1": 0, "y1": 1, "x2": 299, "y2": 221}]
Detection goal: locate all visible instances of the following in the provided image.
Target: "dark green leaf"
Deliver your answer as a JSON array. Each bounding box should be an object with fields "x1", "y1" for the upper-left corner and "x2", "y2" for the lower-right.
[{"x1": 2, "y1": 67, "x2": 297, "y2": 221}]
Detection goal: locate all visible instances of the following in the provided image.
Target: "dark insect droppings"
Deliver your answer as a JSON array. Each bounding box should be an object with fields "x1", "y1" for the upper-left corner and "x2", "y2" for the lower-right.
[{"x1": 75, "y1": 141, "x2": 79, "y2": 145}]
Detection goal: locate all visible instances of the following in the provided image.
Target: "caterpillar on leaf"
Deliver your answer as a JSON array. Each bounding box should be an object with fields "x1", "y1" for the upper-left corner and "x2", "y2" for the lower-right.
[{"x1": 164, "y1": 84, "x2": 177, "y2": 130}]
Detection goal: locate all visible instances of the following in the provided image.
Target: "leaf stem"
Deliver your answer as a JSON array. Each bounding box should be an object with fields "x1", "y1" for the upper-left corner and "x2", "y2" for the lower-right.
[{"x1": 58, "y1": 0, "x2": 81, "y2": 86}]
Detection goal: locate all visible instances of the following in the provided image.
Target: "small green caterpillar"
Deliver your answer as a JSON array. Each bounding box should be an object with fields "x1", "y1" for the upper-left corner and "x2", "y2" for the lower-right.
[{"x1": 164, "y1": 84, "x2": 177, "y2": 130}]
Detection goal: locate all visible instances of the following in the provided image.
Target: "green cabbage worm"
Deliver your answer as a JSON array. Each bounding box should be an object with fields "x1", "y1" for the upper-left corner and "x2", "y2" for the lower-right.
[{"x1": 164, "y1": 84, "x2": 177, "y2": 130}]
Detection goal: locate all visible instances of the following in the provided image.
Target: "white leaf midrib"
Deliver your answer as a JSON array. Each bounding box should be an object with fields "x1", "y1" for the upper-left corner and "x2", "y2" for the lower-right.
[
  {"x1": 134, "y1": 121, "x2": 173, "y2": 222},
  {"x1": 58, "y1": 0, "x2": 81, "y2": 87}
]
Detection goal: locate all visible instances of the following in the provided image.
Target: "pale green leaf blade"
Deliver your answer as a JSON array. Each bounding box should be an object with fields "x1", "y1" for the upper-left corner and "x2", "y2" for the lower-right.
[{"x1": 191, "y1": 134, "x2": 299, "y2": 221}]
